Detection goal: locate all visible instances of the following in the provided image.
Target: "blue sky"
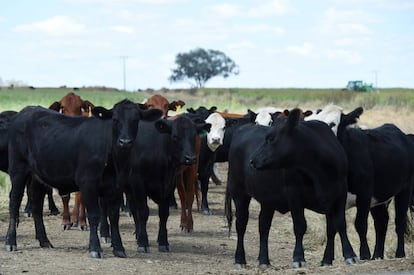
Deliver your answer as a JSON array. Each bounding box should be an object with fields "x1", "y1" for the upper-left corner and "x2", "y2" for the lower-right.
[{"x1": 1, "y1": 0, "x2": 413, "y2": 90}]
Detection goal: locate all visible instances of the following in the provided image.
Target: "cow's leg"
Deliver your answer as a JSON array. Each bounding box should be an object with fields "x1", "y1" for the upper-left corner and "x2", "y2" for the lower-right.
[
  {"x1": 46, "y1": 188, "x2": 60, "y2": 216},
  {"x1": 176, "y1": 173, "x2": 188, "y2": 231},
  {"x1": 30, "y1": 180, "x2": 53, "y2": 248},
  {"x1": 23, "y1": 184, "x2": 32, "y2": 217},
  {"x1": 60, "y1": 194, "x2": 72, "y2": 230},
  {"x1": 354, "y1": 196, "x2": 371, "y2": 260},
  {"x1": 76, "y1": 192, "x2": 87, "y2": 230},
  {"x1": 157, "y1": 199, "x2": 171, "y2": 252},
  {"x1": 290, "y1": 207, "x2": 307, "y2": 268},
  {"x1": 99, "y1": 197, "x2": 110, "y2": 243},
  {"x1": 135, "y1": 196, "x2": 150, "y2": 253},
  {"x1": 371, "y1": 204, "x2": 389, "y2": 260},
  {"x1": 394, "y1": 190, "x2": 410, "y2": 258},
  {"x1": 200, "y1": 173, "x2": 211, "y2": 215},
  {"x1": 258, "y1": 204, "x2": 274, "y2": 267},
  {"x1": 71, "y1": 192, "x2": 80, "y2": 228},
  {"x1": 210, "y1": 164, "x2": 222, "y2": 185},
  {"x1": 106, "y1": 194, "x2": 127, "y2": 258},
  {"x1": 234, "y1": 194, "x2": 251, "y2": 267},
  {"x1": 5, "y1": 172, "x2": 28, "y2": 251},
  {"x1": 80, "y1": 183, "x2": 102, "y2": 258}
]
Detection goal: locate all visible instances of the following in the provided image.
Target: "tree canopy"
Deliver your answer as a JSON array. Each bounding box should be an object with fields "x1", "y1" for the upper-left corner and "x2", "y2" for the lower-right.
[{"x1": 169, "y1": 48, "x2": 239, "y2": 88}]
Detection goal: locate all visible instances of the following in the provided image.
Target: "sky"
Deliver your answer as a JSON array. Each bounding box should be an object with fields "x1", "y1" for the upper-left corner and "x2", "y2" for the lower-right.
[{"x1": 1, "y1": 0, "x2": 413, "y2": 90}]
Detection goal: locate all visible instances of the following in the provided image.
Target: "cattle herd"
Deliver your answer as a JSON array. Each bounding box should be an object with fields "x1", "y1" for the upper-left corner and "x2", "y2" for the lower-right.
[{"x1": 1, "y1": 92, "x2": 414, "y2": 271}]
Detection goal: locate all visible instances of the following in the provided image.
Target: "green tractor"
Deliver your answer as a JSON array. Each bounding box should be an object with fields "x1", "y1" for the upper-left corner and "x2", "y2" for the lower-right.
[{"x1": 343, "y1": 80, "x2": 374, "y2": 92}]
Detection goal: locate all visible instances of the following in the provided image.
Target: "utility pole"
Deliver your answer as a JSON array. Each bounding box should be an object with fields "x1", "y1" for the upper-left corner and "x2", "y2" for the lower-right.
[{"x1": 120, "y1": 56, "x2": 129, "y2": 91}]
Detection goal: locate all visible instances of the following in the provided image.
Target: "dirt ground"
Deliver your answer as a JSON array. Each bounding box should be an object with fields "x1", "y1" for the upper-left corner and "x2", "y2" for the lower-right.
[{"x1": 1, "y1": 162, "x2": 414, "y2": 275}]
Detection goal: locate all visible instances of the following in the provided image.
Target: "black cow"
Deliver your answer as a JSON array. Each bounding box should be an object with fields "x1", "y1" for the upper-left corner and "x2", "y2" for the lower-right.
[
  {"x1": 338, "y1": 107, "x2": 414, "y2": 260},
  {"x1": 0, "y1": 110, "x2": 59, "y2": 217},
  {"x1": 5, "y1": 100, "x2": 162, "y2": 258},
  {"x1": 126, "y1": 115, "x2": 210, "y2": 252},
  {"x1": 225, "y1": 109, "x2": 357, "y2": 268}
]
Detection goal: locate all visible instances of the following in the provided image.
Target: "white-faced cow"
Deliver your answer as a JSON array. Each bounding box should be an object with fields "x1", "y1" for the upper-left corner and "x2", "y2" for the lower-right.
[
  {"x1": 225, "y1": 109, "x2": 357, "y2": 268},
  {"x1": 197, "y1": 112, "x2": 226, "y2": 215},
  {"x1": 5, "y1": 100, "x2": 162, "y2": 258}
]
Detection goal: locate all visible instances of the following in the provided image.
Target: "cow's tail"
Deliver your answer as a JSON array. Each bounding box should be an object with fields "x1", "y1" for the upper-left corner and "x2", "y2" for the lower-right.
[{"x1": 224, "y1": 186, "x2": 233, "y2": 238}]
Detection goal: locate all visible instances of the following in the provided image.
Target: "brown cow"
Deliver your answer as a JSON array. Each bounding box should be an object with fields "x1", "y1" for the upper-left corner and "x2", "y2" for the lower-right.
[
  {"x1": 49, "y1": 92, "x2": 94, "y2": 230},
  {"x1": 143, "y1": 94, "x2": 185, "y2": 118}
]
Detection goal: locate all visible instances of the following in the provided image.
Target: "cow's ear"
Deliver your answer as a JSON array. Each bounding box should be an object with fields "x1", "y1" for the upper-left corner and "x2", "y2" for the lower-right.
[
  {"x1": 137, "y1": 103, "x2": 149, "y2": 110},
  {"x1": 92, "y1": 106, "x2": 113, "y2": 119},
  {"x1": 197, "y1": 123, "x2": 211, "y2": 135},
  {"x1": 49, "y1": 101, "x2": 61, "y2": 112},
  {"x1": 303, "y1": 110, "x2": 313, "y2": 117},
  {"x1": 154, "y1": 119, "x2": 172, "y2": 134},
  {"x1": 285, "y1": 108, "x2": 301, "y2": 133},
  {"x1": 341, "y1": 107, "x2": 363, "y2": 127},
  {"x1": 81, "y1": 100, "x2": 95, "y2": 117},
  {"x1": 246, "y1": 109, "x2": 257, "y2": 122},
  {"x1": 168, "y1": 100, "x2": 185, "y2": 111},
  {"x1": 142, "y1": 109, "x2": 163, "y2": 121},
  {"x1": 187, "y1": 107, "x2": 196, "y2": 113},
  {"x1": 209, "y1": 106, "x2": 217, "y2": 113}
]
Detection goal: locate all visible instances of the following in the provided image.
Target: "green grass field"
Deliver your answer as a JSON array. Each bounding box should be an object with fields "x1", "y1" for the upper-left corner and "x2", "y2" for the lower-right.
[{"x1": 1, "y1": 87, "x2": 414, "y2": 113}]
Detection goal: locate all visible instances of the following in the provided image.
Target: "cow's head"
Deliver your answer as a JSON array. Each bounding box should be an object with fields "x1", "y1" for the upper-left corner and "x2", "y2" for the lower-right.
[
  {"x1": 205, "y1": 112, "x2": 225, "y2": 152},
  {"x1": 254, "y1": 107, "x2": 283, "y2": 126},
  {"x1": 304, "y1": 104, "x2": 343, "y2": 135},
  {"x1": 250, "y1": 108, "x2": 304, "y2": 170},
  {"x1": 49, "y1": 92, "x2": 95, "y2": 117},
  {"x1": 143, "y1": 94, "x2": 185, "y2": 118},
  {"x1": 93, "y1": 99, "x2": 162, "y2": 149},
  {"x1": 155, "y1": 115, "x2": 211, "y2": 165}
]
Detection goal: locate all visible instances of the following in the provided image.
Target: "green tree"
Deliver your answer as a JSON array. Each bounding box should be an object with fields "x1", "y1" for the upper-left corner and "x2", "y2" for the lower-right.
[{"x1": 169, "y1": 48, "x2": 239, "y2": 88}]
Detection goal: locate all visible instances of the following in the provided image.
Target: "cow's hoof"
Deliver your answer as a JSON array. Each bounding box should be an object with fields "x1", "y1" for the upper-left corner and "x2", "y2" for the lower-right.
[
  {"x1": 202, "y1": 209, "x2": 212, "y2": 215},
  {"x1": 138, "y1": 246, "x2": 150, "y2": 253},
  {"x1": 259, "y1": 264, "x2": 270, "y2": 270},
  {"x1": 320, "y1": 261, "x2": 332, "y2": 267},
  {"x1": 293, "y1": 261, "x2": 307, "y2": 268},
  {"x1": 40, "y1": 241, "x2": 53, "y2": 248},
  {"x1": 158, "y1": 245, "x2": 170, "y2": 252},
  {"x1": 234, "y1": 263, "x2": 246, "y2": 269},
  {"x1": 79, "y1": 225, "x2": 88, "y2": 231},
  {"x1": 50, "y1": 209, "x2": 60, "y2": 216},
  {"x1": 90, "y1": 251, "x2": 103, "y2": 259},
  {"x1": 5, "y1": 244, "x2": 17, "y2": 252},
  {"x1": 100, "y1": 237, "x2": 111, "y2": 244},
  {"x1": 345, "y1": 257, "x2": 359, "y2": 265},
  {"x1": 62, "y1": 224, "x2": 72, "y2": 231},
  {"x1": 113, "y1": 250, "x2": 127, "y2": 258}
]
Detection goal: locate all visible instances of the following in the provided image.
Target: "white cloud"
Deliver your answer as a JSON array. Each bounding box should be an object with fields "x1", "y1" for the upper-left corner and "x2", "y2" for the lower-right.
[
  {"x1": 234, "y1": 24, "x2": 285, "y2": 35},
  {"x1": 13, "y1": 16, "x2": 87, "y2": 36},
  {"x1": 327, "y1": 49, "x2": 362, "y2": 64},
  {"x1": 110, "y1": 25, "x2": 135, "y2": 33},
  {"x1": 227, "y1": 40, "x2": 255, "y2": 51},
  {"x1": 286, "y1": 42, "x2": 314, "y2": 56},
  {"x1": 248, "y1": 0, "x2": 293, "y2": 17},
  {"x1": 208, "y1": 4, "x2": 242, "y2": 18}
]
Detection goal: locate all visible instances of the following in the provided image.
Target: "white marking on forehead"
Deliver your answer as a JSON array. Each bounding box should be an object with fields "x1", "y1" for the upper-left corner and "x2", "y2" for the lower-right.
[{"x1": 305, "y1": 104, "x2": 342, "y2": 135}]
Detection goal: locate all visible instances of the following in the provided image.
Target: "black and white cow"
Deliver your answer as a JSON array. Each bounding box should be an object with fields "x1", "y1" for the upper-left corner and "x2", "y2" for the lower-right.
[
  {"x1": 5, "y1": 100, "x2": 161, "y2": 258},
  {"x1": 225, "y1": 109, "x2": 357, "y2": 268},
  {"x1": 126, "y1": 115, "x2": 210, "y2": 252}
]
